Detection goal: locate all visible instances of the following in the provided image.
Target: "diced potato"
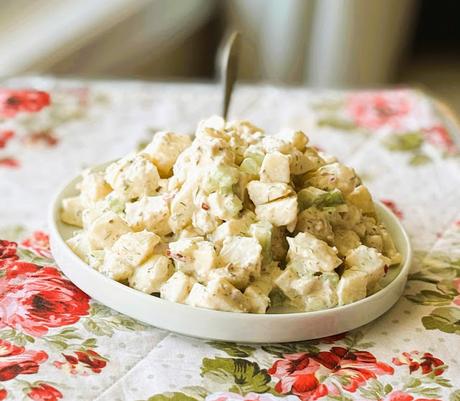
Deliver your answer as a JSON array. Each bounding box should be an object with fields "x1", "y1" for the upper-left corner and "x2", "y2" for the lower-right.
[
  {"x1": 381, "y1": 227, "x2": 402, "y2": 265},
  {"x1": 262, "y1": 137, "x2": 292, "y2": 154},
  {"x1": 80, "y1": 171, "x2": 111, "y2": 206},
  {"x1": 345, "y1": 245, "x2": 391, "y2": 290},
  {"x1": 332, "y1": 204, "x2": 362, "y2": 233},
  {"x1": 61, "y1": 196, "x2": 84, "y2": 227},
  {"x1": 212, "y1": 236, "x2": 262, "y2": 288},
  {"x1": 276, "y1": 129, "x2": 308, "y2": 151},
  {"x1": 125, "y1": 195, "x2": 171, "y2": 235},
  {"x1": 287, "y1": 232, "x2": 341, "y2": 274},
  {"x1": 260, "y1": 151, "x2": 290, "y2": 183},
  {"x1": 66, "y1": 232, "x2": 90, "y2": 263},
  {"x1": 129, "y1": 255, "x2": 173, "y2": 294},
  {"x1": 334, "y1": 228, "x2": 361, "y2": 257},
  {"x1": 219, "y1": 236, "x2": 262, "y2": 273},
  {"x1": 193, "y1": 241, "x2": 217, "y2": 281},
  {"x1": 105, "y1": 153, "x2": 160, "y2": 200},
  {"x1": 81, "y1": 201, "x2": 108, "y2": 229},
  {"x1": 296, "y1": 207, "x2": 334, "y2": 243},
  {"x1": 244, "y1": 282, "x2": 271, "y2": 313},
  {"x1": 364, "y1": 234, "x2": 383, "y2": 253},
  {"x1": 111, "y1": 230, "x2": 160, "y2": 267},
  {"x1": 87, "y1": 211, "x2": 130, "y2": 249},
  {"x1": 142, "y1": 132, "x2": 191, "y2": 177},
  {"x1": 197, "y1": 115, "x2": 226, "y2": 135},
  {"x1": 249, "y1": 221, "x2": 273, "y2": 264},
  {"x1": 185, "y1": 278, "x2": 248, "y2": 312},
  {"x1": 275, "y1": 267, "x2": 338, "y2": 311},
  {"x1": 168, "y1": 238, "x2": 216, "y2": 281},
  {"x1": 101, "y1": 251, "x2": 133, "y2": 281},
  {"x1": 160, "y1": 272, "x2": 196, "y2": 303},
  {"x1": 337, "y1": 268, "x2": 368, "y2": 306},
  {"x1": 255, "y1": 195, "x2": 298, "y2": 227},
  {"x1": 207, "y1": 192, "x2": 242, "y2": 220},
  {"x1": 192, "y1": 209, "x2": 220, "y2": 235},
  {"x1": 347, "y1": 185, "x2": 375, "y2": 215},
  {"x1": 247, "y1": 181, "x2": 293, "y2": 205},
  {"x1": 169, "y1": 175, "x2": 200, "y2": 232},
  {"x1": 289, "y1": 149, "x2": 317, "y2": 175},
  {"x1": 210, "y1": 212, "x2": 255, "y2": 247},
  {"x1": 307, "y1": 162, "x2": 358, "y2": 195},
  {"x1": 88, "y1": 250, "x2": 105, "y2": 271}
]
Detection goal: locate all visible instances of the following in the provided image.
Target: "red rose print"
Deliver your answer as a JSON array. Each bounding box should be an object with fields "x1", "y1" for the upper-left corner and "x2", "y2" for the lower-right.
[
  {"x1": 27, "y1": 383, "x2": 63, "y2": 401},
  {"x1": 269, "y1": 347, "x2": 393, "y2": 400},
  {"x1": 392, "y1": 351, "x2": 444, "y2": 376},
  {"x1": 423, "y1": 125, "x2": 457, "y2": 154},
  {"x1": 0, "y1": 262, "x2": 90, "y2": 336},
  {"x1": 381, "y1": 199, "x2": 403, "y2": 220},
  {"x1": 21, "y1": 231, "x2": 52, "y2": 259},
  {"x1": 383, "y1": 391, "x2": 441, "y2": 401},
  {"x1": 268, "y1": 353, "x2": 327, "y2": 401},
  {"x1": 0, "y1": 157, "x2": 20, "y2": 168},
  {"x1": 0, "y1": 89, "x2": 51, "y2": 118},
  {"x1": 346, "y1": 90, "x2": 413, "y2": 130},
  {"x1": 0, "y1": 131, "x2": 14, "y2": 149},
  {"x1": 315, "y1": 347, "x2": 394, "y2": 393},
  {"x1": 23, "y1": 131, "x2": 59, "y2": 148},
  {"x1": 0, "y1": 240, "x2": 18, "y2": 260},
  {"x1": 0, "y1": 388, "x2": 6, "y2": 401},
  {"x1": 54, "y1": 349, "x2": 107, "y2": 375},
  {"x1": 0, "y1": 339, "x2": 47, "y2": 381},
  {"x1": 318, "y1": 332, "x2": 347, "y2": 344}
]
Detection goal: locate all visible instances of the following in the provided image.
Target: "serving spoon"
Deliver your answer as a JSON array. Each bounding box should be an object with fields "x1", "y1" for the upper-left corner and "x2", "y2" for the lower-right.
[{"x1": 219, "y1": 31, "x2": 241, "y2": 120}]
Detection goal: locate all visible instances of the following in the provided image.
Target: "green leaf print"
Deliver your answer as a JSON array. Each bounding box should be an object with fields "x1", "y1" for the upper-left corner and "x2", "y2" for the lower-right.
[
  {"x1": 383, "y1": 132, "x2": 424, "y2": 152},
  {"x1": 406, "y1": 290, "x2": 453, "y2": 306},
  {"x1": 409, "y1": 153, "x2": 431, "y2": 166},
  {"x1": 342, "y1": 330, "x2": 375, "y2": 350},
  {"x1": 409, "y1": 254, "x2": 460, "y2": 284},
  {"x1": 0, "y1": 329, "x2": 34, "y2": 346},
  {"x1": 83, "y1": 303, "x2": 148, "y2": 337},
  {"x1": 450, "y1": 389, "x2": 460, "y2": 401},
  {"x1": 261, "y1": 341, "x2": 319, "y2": 358},
  {"x1": 16, "y1": 248, "x2": 54, "y2": 266},
  {"x1": 422, "y1": 307, "x2": 460, "y2": 334},
  {"x1": 0, "y1": 225, "x2": 25, "y2": 241},
  {"x1": 359, "y1": 379, "x2": 391, "y2": 400},
  {"x1": 201, "y1": 357, "x2": 271, "y2": 394},
  {"x1": 146, "y1": 392, "x2": 198, "y2": 401},
  {"x1": 208, "y1": 341, "x2": 256, "y2": 358},
  {"x1": 317, "y1": 116, "x2": 358, "y2": 131}
]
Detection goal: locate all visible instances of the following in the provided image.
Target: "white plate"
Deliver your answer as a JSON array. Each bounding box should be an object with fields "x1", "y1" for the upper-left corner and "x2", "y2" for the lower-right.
[{"x1": 49, "y1": 169, "x2": 412, "y2": 343}]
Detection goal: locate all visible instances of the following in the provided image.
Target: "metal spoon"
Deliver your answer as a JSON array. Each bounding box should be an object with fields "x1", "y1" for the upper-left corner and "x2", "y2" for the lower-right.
[{"x1": 220, "y1": 31, "x2": 241, "y2": 120}]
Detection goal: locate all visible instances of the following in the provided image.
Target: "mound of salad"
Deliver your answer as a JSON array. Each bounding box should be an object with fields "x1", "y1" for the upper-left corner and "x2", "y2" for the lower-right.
[{"x1": 61, "y1": 116, "x2": 401, "y2": 314}]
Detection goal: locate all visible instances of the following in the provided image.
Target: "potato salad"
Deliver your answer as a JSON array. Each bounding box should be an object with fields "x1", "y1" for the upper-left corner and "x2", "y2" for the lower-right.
[{"x1": 61, "y1": 116, "x2": 401, "y2": 314}]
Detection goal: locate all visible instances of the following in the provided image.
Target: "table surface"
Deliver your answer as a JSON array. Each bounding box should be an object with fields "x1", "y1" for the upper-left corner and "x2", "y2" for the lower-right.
[{"x1": 0, "y1": 77, "x2": 459, "y2": 401}]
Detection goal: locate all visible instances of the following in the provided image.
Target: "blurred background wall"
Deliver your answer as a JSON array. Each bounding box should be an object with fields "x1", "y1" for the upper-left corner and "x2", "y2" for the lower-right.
[{"x1": 0, "y1": 0, "x2": 459, "y2": 110}]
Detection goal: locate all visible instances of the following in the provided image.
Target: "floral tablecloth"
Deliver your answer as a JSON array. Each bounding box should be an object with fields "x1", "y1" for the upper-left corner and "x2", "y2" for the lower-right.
[{"x1": 0, "y1": 77, "x2": 459, "y2": 401}]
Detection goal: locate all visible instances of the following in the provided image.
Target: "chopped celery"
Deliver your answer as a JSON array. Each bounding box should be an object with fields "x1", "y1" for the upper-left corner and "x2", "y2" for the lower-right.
[
  {"x1": 269, "y1": 288, "x2": 288, "y2": 307},
  {"x1": 223, "y1": 194, "x2": 243, "y2": 218},
  {"x1": 202, "y1": 165, "x2": 239, "y2": 194},
  {"x1": 240, "y1": 157, "x2": 261, "y2": 175},
  {"x1": 249, "y1": 221, "x2": 273, "y2": 264},
  {"x1": 107, "y1": 196, "x2": 125, "y2": 214},
  {"x1": 298, "y1": 187, "x2": 344, "y2": 210}
]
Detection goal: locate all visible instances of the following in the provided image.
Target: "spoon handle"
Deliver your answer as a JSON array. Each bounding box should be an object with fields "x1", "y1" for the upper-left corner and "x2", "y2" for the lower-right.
[{"x1": 221, "y1": 31, "x2": 241, "y2": 120}]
